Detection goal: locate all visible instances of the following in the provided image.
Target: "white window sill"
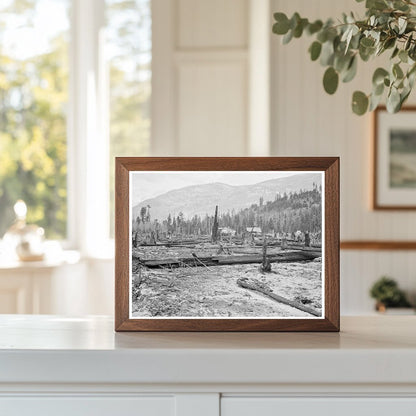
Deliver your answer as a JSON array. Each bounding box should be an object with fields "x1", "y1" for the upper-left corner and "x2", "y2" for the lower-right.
[{"x1": 0, "y1": 250, "x2": 81, "y2": 271}]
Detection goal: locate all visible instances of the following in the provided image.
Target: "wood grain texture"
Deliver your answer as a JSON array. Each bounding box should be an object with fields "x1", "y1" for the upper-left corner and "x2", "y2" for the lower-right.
[
  {"x1": 341, "y1": 241, "x2": 416, "y2": 250},
  {"x1": 114, "y1": 159, "x2": 130, "y2": 330},
  {"x1": 373, "y1": 106, "x2": 416, "y2": 210},
  {"x1": 324, "y1": 157, "x2": 340, "y2": 331},
  {"x1": 115, "y1": 157, "x2": 340, "y2": 332}
]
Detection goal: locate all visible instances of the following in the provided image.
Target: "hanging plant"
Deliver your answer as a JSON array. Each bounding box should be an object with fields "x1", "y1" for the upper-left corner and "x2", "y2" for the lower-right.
[{"x1": 272, "y1": 0, "x2": 416, "y2": 115}]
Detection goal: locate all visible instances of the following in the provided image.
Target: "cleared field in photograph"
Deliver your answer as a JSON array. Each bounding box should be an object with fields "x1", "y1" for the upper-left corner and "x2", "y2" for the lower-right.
[{"x1": 131, "y1": 243, "x2": 322, "y2": 318}]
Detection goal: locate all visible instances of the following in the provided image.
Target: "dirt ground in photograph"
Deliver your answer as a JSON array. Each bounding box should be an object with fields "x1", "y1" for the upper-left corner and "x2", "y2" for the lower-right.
[{"x1": 131, "y1": 245, "x2": 323, "y2": 318}]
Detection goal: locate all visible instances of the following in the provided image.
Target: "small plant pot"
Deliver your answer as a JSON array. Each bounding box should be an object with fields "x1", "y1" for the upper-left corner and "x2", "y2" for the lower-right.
[
  {"x1": 375, "y1": 303, "x2": 416, "y2": 315},
  {"x1": 375, "y1": 301, "x2": 386, "y2": 313}
]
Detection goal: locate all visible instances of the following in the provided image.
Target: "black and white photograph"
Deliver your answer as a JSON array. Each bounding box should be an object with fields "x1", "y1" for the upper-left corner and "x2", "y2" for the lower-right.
[{"x1": 129, "y1": 171, "x2": 324, "y2": 319}]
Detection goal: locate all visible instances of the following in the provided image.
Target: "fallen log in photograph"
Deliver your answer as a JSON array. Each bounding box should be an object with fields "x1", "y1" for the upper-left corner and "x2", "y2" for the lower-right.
[
  {"x1": 237, "y1": 277, "x2": 320, "y2": 317},
  {"x1": 138, "y1": 249, "x2": 321, "y2": 269}
]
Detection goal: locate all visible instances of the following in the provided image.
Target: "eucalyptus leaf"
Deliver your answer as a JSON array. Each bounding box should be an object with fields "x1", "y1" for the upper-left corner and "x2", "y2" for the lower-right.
[
  {"x1": 290, "y1": 13, "x2": 301, "y2": 30},
  {"x1": 373, "y1": 82, "x2": 385, "y2": 96},
  {"x1": 350, "y1": 32, "x2": 361, "y2": 49},
  {"x1": 360, "y1": 37, "x2": 375, "y2": 48},
  {"x1": 273, "y1": 13, "x2": 290, "y2": 35},
  {"x1": 393, "y1": 63, "x2": 404, "y2": 79},
  {"x1": 399, "y1": 49, "x2": 408, "y2": 63},
  {"x1": 401, "y1": 86, "x2": 411, "y2": 106},
  {"x1": 347, "y1": 13, "x2": 355, "y2": 24},
  {"x1": 408, "y1": 70, "x2": 416, "y2": 88},
  {"x1": 352, "y1": 91, "x2": 369, "y2": 115},
  {"x1": 393, "y1": 0, "x2": 410, "y2": 11},
  {"x1": 342, "y1": 56, "x2": 358, "y2": 82},
  {"x1": 320, "y1": 40, "x2": 335, "y2": 66},
  {"x1": 391, "y1": 47, "x2": 399, "y2": 59},
  {"x1": 369, "y1": 30, "x2": 380, "y2": 44},
  {"x1": 345, "y1": 25, "x2": 359, "y2": 52},
  {"x1": 359, "y1": 44, "x2": 375, "y2": 61},
  {"x1": 323, "y1": 67, "x2": 339, "y2": 94},
  {"x1": 282, "y1": 29, "x2": 294, "y2": 44},
  {"x1": 369, "y1": 92, "x2": 383, "y2": 111},
  {"x1": 307, "y1": 20, "x2": 323, "y2": 35},
  {"x1": 366, "y1": 0, "x2": 388, "y2": 10},
  {"x1": 293, "y1": 18, "x2": 308, "y2": 38},
  {"x1": 383, "y1": 37, "x2": 396, "y2": 50},
  {"x1": 398, "y1": 17, "x2": 407, "y2": 34},
  {"x1": 409, "y1": 64, "x2": 416, "y2": 75},
  {"x1": 317, "y1": 29, "x2": 328, "y2": 43},
  {"x1": 372, "y1": 67, "x2": 389, "y2": 85},
  {"x1": 309, "y1": 41, "x2": 322, "y2": 61},
  {"x1": 334, "y1": 52, "x2": 351, "y2": 72},
  {"x1": 341, "y1": 26, "x2": 352, "y2": 43},
  {"x1": 387, "y1": 87, "x2": 401, "y2": 112}
]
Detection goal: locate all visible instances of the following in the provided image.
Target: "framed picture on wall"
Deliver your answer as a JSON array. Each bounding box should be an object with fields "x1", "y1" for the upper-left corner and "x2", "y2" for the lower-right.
[
  {"x1": 374, "y1": 106, "x2": 416, "y2": 209},
  {"x1": 115, "y1": 157, "x2": 339, "y2": 332}
]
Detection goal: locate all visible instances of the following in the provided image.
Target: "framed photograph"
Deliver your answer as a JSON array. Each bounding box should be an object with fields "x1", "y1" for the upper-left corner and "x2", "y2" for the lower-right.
[
  {"x1": 374, "y1": 106, "x2": 416, "y2": 209},
  {"x1": 115, "y1": 157, "x2": 339, "y2": 332}
]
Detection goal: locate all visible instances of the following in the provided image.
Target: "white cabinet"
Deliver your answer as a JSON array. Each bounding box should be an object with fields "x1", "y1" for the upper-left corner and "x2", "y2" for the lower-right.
[
  {"x1": 1, "y1": 316, "x2": 416, "y2": 416},
  {"x1": 1, "y1": 397, "x2": 175, "y2": 416},
  {"x1": 222, "y1": 398, "x2": 416, "y2": 416}
]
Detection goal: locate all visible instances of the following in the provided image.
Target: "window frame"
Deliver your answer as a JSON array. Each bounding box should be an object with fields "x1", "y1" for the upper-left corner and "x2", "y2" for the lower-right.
[{"x1": 67, "y1": 0, "x2": 111, "y2": 257}]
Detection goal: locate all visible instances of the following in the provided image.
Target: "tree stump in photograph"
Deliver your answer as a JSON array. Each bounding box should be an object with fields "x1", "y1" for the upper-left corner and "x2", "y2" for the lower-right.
[
  {"x1": 211, "y1": 205, "x2": 219, "y2": 243},
  {"x1": 305, "y1": 231, "x2": 310, "y2": 247},
  {"x1": 260, "y1": 236, "x2": 271, "y2": 273}
]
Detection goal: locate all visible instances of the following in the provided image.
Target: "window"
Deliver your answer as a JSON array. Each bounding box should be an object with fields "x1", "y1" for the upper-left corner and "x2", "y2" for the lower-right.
[
  {"x1": 0, "y1": 0, "x2": 151, "y2": 252},
  {"x1": 0, "y1": 0, "x2": 70, "y2": 239},
  {"x1": 106, "y1": 0, "x2": 151, "y2": 237}
]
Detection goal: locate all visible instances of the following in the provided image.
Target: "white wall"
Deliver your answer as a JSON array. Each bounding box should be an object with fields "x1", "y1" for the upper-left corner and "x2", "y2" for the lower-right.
[
  {"x1": 271, "y1": 0, "x2": 416, "y2": 313},
  {"x1": 152, "y1": 0, "x2": 269, "y2": 157}
]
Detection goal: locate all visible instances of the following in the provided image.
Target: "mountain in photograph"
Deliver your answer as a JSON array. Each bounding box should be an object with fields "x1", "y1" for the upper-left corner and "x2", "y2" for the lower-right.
[{"x1": 132, "y1": 173, "x2": 322, "y2": 221}]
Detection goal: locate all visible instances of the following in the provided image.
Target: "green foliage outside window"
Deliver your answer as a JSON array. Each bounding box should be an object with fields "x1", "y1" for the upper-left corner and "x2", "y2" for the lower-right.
[
  {"x1": 0, "y1": 1, "x2": 69, "y2": 238},
  {"x1": 107, "y1": 0, "x2": 151, "y2": 237}
]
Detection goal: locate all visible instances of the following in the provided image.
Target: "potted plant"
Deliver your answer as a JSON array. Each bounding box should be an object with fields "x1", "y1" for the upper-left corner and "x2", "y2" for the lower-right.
[
  {"x1": 369, "y1": 276, "x2": 413, "y2": 313},
  {"x1": 272, "y1": 0, "x2": 416, "y2": 115}
]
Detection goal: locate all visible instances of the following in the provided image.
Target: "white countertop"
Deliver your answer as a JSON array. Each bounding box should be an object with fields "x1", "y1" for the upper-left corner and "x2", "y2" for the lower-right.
[{"x1": 0, "y1": 315, "x2": 415, "y2": 386}]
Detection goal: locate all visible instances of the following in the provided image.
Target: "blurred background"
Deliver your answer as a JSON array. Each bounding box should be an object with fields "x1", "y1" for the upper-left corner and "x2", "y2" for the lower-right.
[{"x1": 0, "y1": 0, "x2": 415, "y2": 316}]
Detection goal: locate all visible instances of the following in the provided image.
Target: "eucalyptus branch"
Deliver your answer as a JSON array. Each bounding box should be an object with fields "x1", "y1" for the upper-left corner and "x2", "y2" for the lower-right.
[{"x1": 272, "y1": 0, "x2": 416, "y2": 115}]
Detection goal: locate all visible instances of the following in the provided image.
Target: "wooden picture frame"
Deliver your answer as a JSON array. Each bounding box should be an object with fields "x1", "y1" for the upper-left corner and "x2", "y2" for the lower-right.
[
  {"x1": 373, "y1": 106, "x2": 416, "y2": 210},
  {"x1": 115, "y1": 157, "x2": 339, "y2": 332}
]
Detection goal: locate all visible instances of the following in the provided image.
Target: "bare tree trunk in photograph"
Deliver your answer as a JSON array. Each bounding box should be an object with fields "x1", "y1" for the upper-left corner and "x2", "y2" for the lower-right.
[
  {"x1": 260, "y1": 236, "x2": 271, "y2": 272},
  {"x1": 212, "y1": 205, "x2": 219, "y2": 243},
  {"x1": 305, "y1": 231, "x2": 310, "y2": 247}
]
